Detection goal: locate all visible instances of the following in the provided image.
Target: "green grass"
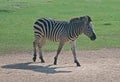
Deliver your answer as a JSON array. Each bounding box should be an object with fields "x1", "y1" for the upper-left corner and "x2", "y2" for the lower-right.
[{"x1": 0, "y1": 0, "x2": 120, "y2": 54}]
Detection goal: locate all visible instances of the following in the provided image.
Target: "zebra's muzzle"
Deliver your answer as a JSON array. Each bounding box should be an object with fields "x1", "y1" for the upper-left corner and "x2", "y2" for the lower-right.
[{"x1": 90, "y1": 33, "x2": 96, "y2": 41}]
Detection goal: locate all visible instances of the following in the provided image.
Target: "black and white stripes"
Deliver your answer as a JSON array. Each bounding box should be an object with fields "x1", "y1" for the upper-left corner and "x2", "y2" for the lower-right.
[
  {"x1": 33, "y1": 16, "x2": 96, "y2": 66},
  {"x1": 34, "y1": 18, "x2": 84, "y2": 42}
]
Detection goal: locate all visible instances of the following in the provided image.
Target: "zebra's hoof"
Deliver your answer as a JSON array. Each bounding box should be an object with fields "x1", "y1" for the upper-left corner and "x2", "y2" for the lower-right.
[
  {"x1": 54, "y1": 62, "x2": 57, "y2": 65},
  {"x1": 39, "y1": 57, "x2": 45, "y2": 63},
  {"x1": 33, "y1": 57, "x2": 36, "y2": 62},
  {"x1": 77, "y1": 63, "x2": 81, "y2": 67},
  {"x1": 54, "y1": 63, "x2": 57, "y2": 65},
  {"x1": 75, "y1": 60, "x2": 81, "y2": 67},
  {"x1": 54, "y1": 57, "x2": 57, "y2": 65},
  {"x1": 41, "y1": 60, "x2": 45, "y2": 63}
]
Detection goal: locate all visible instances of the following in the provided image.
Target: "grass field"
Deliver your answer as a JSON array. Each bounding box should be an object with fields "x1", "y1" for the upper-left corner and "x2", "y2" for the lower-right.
[{"x1": 0, "y1": 0, "x2": 120, "y2": 54}]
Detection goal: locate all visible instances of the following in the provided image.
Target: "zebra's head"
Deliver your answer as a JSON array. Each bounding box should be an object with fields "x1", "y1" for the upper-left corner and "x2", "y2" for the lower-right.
[{"x1": 80, "y1": 16, "x2": 96, "y2": 41}]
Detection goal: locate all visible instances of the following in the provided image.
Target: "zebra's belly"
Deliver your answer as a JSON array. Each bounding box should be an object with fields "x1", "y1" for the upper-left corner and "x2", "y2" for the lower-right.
[
  {"x1": 45, "y1": 34, "x2": 69, "y2": 42},
  {"x1": 46, "y1": 35, "x2": 61, "y2": 42}
]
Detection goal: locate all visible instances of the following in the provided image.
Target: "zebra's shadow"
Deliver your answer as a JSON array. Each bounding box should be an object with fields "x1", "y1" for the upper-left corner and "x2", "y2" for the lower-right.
[{"x1": 1, "y1": 62, "x2": 72, "y2": 74}]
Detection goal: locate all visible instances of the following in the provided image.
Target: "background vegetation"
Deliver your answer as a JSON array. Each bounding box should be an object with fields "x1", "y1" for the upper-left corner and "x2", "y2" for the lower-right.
[{"x1": 0, "y1": 0, "x2": 120, "y2": 54}]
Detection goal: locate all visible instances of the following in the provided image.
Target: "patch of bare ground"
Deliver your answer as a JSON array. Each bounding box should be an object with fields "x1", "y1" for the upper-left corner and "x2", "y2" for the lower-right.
[{"x1": 0, "y1": 48, "x2": 120, "y2": 82}]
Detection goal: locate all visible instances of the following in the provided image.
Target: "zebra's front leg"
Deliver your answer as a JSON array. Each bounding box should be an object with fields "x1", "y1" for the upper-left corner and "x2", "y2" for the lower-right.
[
  {"x1": 38, "y1": 38, "x2": 46, "y2": 63},
  {"x1": 54, "y1": 42, "x2": 64, "y2": 65},
  {"x1": 70, "y1": 41, "x2": 80, "y2": 67}
]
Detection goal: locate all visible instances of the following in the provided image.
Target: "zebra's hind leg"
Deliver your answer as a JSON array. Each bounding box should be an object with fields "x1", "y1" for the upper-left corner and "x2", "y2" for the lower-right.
[
  {"x1": 70, "y1": 41, "x2": 81, "y2": 67},
  {"x1": 54, "y1": 42, "x2": 65, "y2": 65},
  {"x1": 33, "y1": 38, "x2": 40, "y2": 62},
  {"x1": 38, "y1": 38, "x2": 46, "y2": 63}
]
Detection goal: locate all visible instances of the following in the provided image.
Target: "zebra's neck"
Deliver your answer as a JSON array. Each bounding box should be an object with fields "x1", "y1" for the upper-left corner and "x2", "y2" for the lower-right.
[{"x1": 69, "y1": 23, "x2": 83, "y2": 37}]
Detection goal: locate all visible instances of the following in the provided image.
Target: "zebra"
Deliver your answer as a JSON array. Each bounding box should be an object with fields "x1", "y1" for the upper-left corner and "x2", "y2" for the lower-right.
[{"x1": 33, "y1": 16, "x2": 96, "y2": 66}]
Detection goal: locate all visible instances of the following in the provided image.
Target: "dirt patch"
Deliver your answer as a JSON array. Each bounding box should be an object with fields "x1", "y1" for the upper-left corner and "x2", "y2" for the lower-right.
[{"x1": 0, "y1": 48, "x2": 120, "y2": 82}]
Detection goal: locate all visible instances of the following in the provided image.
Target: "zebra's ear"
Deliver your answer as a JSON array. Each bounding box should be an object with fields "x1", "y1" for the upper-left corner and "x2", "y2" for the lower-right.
[
  {"x1": 86, "y1": 16, "x2": 92, "y2": 22},
  {"x1": 80, "y1": 16, "x2": 92, "y2": 23},
  {"x1": 70, "y1": 17, "x2": 80, "y2": 23}
]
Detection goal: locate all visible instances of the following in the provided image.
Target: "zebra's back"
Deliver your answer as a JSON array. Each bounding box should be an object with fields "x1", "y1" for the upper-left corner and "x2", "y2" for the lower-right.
[{"x1": 34, "y1": 18, "x2": 69, "y2": 42}]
